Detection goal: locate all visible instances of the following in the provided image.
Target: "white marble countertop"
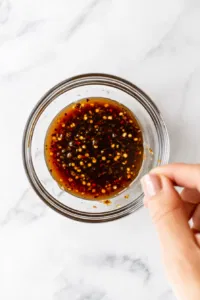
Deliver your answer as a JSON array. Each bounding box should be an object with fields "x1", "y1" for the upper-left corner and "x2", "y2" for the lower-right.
[{"x1": 1, "y1": 0, "x2": 200, "y2": 299}]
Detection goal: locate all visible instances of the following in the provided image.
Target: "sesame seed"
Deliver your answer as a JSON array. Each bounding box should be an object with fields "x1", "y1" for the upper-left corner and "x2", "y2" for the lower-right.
[
  {"x1": 114, "y1": 156, "x2": 120, "y2": 161},
  {"x1": 67, "y1": 152, "x2": 72, "y2": 158}
]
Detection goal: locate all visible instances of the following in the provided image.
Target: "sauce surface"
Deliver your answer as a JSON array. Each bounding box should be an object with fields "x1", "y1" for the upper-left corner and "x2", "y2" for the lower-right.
[{"x1": 45, "y1": 98, "x2": 143, "y2": 200}]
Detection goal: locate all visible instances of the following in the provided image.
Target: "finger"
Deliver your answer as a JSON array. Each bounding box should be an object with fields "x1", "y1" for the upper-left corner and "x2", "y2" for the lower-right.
[
  {"x1": 181, "y1": 188, "x2": 200, "y2": 230},
  {"x1": 194, "y1": 233, "x2": 200, "y2": 247},
  {"x1": 181, "y1": 187, "x2": 200, "y2": 204},
  {"x1": 151, "y1": 163, "x2": 200, "y2": 195},
  {"x1": 141, "y1": 174, "x2": 195, "y2": 251},
  {"x1": 192, "y1": 204, "x2": 200, "y2": 231},
  {"x1": 184, "y1": 202, "x2": 196, "y2": 220},
  {"x1": 180, "y1": 188, "x2": 199, "y2": 219}
]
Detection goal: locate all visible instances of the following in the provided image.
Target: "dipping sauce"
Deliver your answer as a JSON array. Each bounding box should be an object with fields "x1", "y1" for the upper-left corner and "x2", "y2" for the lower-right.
[{"x1": 45, "y1": 98, "x2": 143, "y2": 200}]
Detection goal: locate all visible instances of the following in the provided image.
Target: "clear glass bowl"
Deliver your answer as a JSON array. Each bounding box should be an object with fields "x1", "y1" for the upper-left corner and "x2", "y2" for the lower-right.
[{"x1": 23, "y1": 73, "x2": 170, "y2": 222}]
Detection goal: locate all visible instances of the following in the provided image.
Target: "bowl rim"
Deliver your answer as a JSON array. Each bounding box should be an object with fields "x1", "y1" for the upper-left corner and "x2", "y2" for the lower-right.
[{"x1": 22, "y1": 73, "x2": 170, "y2": 222}]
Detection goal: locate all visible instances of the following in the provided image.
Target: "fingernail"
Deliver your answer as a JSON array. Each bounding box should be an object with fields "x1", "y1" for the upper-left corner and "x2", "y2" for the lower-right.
[{"x1": 141, "y1": 174, "x2": 162, "y2": 198}]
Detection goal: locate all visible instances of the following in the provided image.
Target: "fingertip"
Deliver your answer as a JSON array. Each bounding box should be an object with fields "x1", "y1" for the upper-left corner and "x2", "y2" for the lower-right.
[{"x1": 141, "y1": 173, "x2": 162, "y2": 198}]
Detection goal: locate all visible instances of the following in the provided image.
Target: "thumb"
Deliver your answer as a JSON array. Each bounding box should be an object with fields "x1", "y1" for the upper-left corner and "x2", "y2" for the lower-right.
[
  {"x1": 141, "y1": 174, "x2": 195, "y2": 251},
  {"x1": 142, "y1": 174, "x2": 200, "y2": 300}
]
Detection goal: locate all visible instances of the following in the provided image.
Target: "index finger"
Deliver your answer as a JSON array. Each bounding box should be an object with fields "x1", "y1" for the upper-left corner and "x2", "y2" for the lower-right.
[{"x1": 151, "y1": 163, "x2": 200, "y2": 193}]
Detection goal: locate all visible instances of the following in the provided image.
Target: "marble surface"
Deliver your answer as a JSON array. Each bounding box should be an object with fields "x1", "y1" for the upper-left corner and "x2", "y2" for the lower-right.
[{"x1": 1, "y1": 0, "x2": 200, "y2": 299}]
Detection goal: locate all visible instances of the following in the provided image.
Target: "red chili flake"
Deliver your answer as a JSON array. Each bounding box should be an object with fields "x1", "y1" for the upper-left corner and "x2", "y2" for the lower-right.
[{"x1": 76, "y1": 103, "x2": 81, "y2": 109}]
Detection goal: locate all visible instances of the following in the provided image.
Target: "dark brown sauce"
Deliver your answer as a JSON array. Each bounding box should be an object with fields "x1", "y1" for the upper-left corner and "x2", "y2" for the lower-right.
[{"x1": 45, "y1": 98, "x2": 143, "y2": 200}]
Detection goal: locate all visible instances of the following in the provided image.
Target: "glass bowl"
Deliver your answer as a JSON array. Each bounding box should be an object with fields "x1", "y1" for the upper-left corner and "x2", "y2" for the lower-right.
[{"x1": 23, "y1": 73, "x2": 170, "y2": 222}]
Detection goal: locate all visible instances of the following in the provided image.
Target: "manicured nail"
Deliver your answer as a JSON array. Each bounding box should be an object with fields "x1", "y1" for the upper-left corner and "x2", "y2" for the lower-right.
[{"x1": 141, "y1": 174, "x2": 162, "y2": 198}]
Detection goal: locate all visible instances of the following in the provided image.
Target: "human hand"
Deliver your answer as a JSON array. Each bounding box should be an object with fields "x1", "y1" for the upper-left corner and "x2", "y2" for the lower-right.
[{"x1": 141, "y1": 163, "x2": 200, "y2": 300}]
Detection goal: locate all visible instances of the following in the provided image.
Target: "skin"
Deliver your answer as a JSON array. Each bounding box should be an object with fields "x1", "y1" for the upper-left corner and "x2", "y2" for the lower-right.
[{"x1": 141, "y1": 163, "x2": 200, "y2": 300}]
